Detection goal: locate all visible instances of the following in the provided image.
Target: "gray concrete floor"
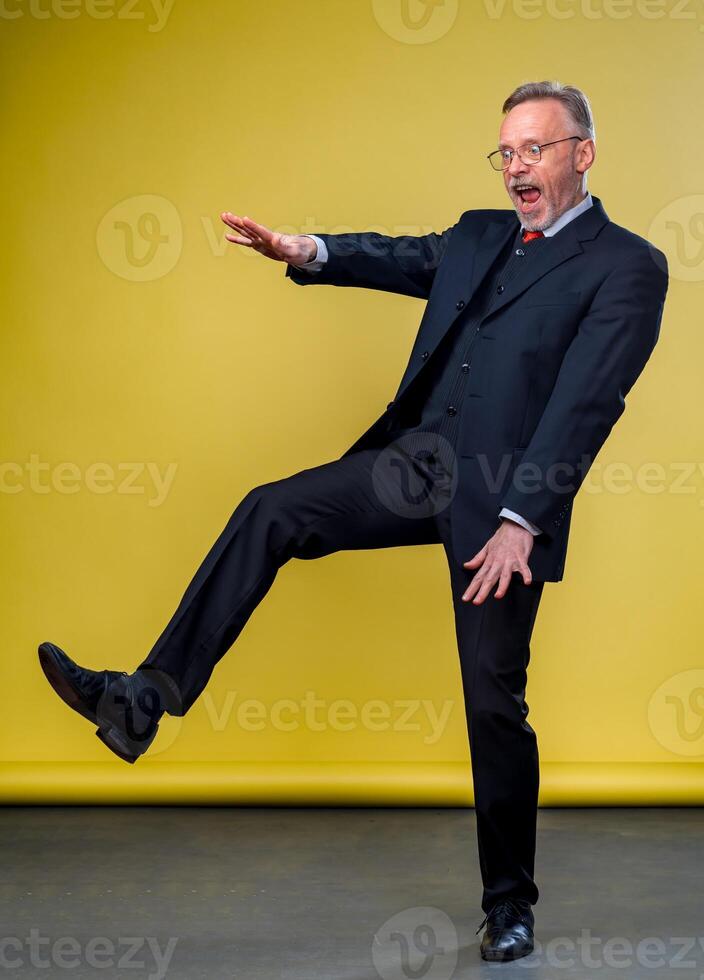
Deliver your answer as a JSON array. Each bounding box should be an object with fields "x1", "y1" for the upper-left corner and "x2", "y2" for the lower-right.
[{"x1": 0, "y1": 806, "x2": 702, "y2": 979}]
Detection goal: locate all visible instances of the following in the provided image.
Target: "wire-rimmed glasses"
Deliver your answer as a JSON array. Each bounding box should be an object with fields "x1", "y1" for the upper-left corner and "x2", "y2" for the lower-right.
[{"x1": 487, "y1": 136, "x2": 583, "y2": 171}]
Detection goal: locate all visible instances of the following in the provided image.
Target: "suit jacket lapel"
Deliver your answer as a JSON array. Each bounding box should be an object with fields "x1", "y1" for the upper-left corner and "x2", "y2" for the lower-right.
[
  {"x1": 485, "y1": 231, "x2": 584, "y2": 317},
  {"x1": 394, "y1": 196, "x2": 610, "y2": 401},
  {"x1": 473, "y1": 196, "x2": 610, "y2": 319},
  {"x1": 468, "y1": 218, "x2": 518, "y2": 298}
]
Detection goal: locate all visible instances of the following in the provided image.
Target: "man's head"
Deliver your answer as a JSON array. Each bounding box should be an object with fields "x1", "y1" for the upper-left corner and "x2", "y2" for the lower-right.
[{"x1": 496, "y1": 81, "x2": 596, "y2": 231}]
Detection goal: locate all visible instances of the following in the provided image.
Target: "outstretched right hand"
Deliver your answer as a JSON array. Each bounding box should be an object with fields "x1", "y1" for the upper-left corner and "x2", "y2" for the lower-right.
[{"x1": 220, "y1": 213, "x2": 317, "y2": 266}]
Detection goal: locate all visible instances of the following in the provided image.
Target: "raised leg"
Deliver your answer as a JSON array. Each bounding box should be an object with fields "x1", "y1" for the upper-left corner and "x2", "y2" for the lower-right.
[{"x1": 137, "y1": 448, "x2": 442, "y2": 714}]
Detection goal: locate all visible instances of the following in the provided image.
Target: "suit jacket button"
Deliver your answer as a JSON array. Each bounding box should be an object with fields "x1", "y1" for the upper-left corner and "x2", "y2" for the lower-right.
[
  {"x1": 496, "y1": 284, "x2": 504, "y2": 294},
  {"x1": 456, "y1": 300, "x2": 465, "y2": 310},
  {"x1": 421, "y1": 351, "x2": 429, "y2": 360},
  {"x1": 446, "y1": 406, "x2": 457, "y2": 417},
  {"x1": 461, "y1": 362, "x2": 470, "y2": 373}
]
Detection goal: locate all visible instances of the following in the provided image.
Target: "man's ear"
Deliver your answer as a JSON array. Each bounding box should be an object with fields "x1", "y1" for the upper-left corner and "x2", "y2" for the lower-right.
[{"x1": 576, "y1": 139, "x2": 596, "y2": 175}]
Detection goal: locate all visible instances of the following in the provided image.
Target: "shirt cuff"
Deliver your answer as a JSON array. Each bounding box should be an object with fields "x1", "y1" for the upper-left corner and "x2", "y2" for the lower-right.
[
  {"x1": 291, "y1": 235, "x2": 328, "y2": 273},
  {"x1": 499, "y1": 507, "x2": 542, "y2": 536}
]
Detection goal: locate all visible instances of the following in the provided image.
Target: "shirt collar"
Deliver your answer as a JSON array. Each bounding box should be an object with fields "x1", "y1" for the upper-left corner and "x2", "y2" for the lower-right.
[{"x1": 521, "y1": 190, "x2": 593, "y2": 238}]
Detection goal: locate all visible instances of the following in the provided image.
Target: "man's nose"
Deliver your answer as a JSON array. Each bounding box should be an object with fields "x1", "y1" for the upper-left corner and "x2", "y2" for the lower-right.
[{"x1": 506, "y1": 151, "x2": 528, "y2": 178}]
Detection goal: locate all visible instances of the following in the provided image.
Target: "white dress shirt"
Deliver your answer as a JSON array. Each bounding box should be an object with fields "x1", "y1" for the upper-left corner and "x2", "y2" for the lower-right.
[{"x1": 293, "y1": 192, "x2": 594, "y2": 536}]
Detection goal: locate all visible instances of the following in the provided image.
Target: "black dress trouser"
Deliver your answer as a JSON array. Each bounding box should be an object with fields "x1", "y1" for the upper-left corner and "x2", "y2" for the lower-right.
[{"x1": 137, "y1": 446, "x2": 545, "y2": 914}]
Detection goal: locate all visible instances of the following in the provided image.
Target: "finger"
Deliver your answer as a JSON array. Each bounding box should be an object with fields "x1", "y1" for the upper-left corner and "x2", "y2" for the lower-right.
[
  {"x1": 463, "y1": 566, "x2": 490, "y2": 603},
  {"x1": 240, "y1": 216, "x2": 275, "y2": 243},
  {"x1": 234, "y1": 223, "x2": 262, "y2": 243},
  {"x1": 518, "y1": 561, "x2": 532, "y2": 586},
  {"x1": 472, "y1": 565, "x2": 500, "y2": 605},
  {"x1": 493, "y1": 565, "x2": 514, "y2": 599},
  {"x1": 224, "y1": 233, "x2": 255, "y2": 246},
  {"x1": 222, "y1": 218, "x2": 256, "y2": 241},
  {"x1": 461, "y1": 569, "x2": 483, "y2": 603},
  {"x1": 221, "y1": 214, "x2": 261, "y2": 246},
  {"x1": 463, "y1": 546, "x2": 487, "y2": 568},
  {"x1": 221, "y1": 212, "x2": 250, "y2": 232}
]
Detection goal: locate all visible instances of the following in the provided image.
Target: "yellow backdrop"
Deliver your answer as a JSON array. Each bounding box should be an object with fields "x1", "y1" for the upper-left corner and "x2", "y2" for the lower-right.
[{"x1": 2, "y1": 0, "x2": 703, "y2": 804}]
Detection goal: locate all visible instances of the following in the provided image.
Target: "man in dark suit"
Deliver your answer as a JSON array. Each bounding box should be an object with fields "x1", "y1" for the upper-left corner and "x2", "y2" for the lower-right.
[{"x1": 39, "y1": 81, "x2": 668, "y2": 961}]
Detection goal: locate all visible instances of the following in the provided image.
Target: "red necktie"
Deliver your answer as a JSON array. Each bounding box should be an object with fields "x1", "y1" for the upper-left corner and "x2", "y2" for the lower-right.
[{"x1": 522, "y1": 229, "x2": 544, "y2": 243}]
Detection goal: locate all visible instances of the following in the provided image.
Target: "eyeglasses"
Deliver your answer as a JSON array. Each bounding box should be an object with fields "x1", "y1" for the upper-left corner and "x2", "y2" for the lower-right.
[{"x1": 487, "y1": 136, "x2": 583, "y2": 171}]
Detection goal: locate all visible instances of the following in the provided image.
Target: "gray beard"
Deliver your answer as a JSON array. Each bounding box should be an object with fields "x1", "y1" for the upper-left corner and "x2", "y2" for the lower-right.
[{"x1": 513, "y1": 197, "x2": 557, "y2": 232}]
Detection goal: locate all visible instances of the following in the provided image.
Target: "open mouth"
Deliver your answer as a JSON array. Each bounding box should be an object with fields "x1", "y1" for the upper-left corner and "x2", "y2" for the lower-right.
[{"x1": 513, "y1": 185, "x2": 542, "y2": 213}]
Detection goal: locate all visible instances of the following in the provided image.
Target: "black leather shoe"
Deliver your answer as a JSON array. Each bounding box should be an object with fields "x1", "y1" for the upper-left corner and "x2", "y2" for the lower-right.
[
  {"x1": 38, "y1": 642, "x2": 168, "y2": 764},
  {"x1": 476, "y1": 897, "x2": 535, "y2": 962}
]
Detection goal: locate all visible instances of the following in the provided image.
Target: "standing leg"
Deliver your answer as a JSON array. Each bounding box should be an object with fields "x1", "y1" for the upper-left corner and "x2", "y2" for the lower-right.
[
  {"x1": 137, "y1": 448, "x2": 442, "y2": 715},
  {"x1": 437, "y1": 514, "x2": 545, "y2": 914}
]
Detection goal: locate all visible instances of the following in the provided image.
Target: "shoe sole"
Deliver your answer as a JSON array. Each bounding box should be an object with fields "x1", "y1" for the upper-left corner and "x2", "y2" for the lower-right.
[
  {"x1": 38, "y1": 642, "x2": 141, "y2": 764},
  {"x1": 95, "y1": 726, "x2": 139, "y2": 764},
  {"x1": 480, "y1": 943, "x2": 534, "y2": 962}
]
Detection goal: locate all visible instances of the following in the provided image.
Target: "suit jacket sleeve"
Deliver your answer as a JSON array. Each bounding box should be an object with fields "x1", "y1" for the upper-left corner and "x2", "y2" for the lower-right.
[
  {"x1": 499, "y1": 247, "x2": 669, "y2": 539},
  {"x1": 285, "y1": 224, "x2": 457, "y2": 300}
]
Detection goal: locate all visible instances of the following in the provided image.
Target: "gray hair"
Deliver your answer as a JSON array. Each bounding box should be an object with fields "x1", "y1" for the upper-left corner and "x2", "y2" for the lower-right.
[{"x1": 502, "y1": 81, "x2": 595, "y2": 141}]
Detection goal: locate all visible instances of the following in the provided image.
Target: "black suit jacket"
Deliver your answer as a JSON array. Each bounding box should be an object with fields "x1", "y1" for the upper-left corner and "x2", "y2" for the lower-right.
[{"x1": 286, "y1": 196, "x2": 669, "y2": 581}]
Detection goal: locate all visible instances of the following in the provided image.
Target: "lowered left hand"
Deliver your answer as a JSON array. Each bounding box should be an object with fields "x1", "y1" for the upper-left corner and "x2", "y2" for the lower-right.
[{"x1": 462, "y1": 519, "x2": 534, "y2": 604}]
